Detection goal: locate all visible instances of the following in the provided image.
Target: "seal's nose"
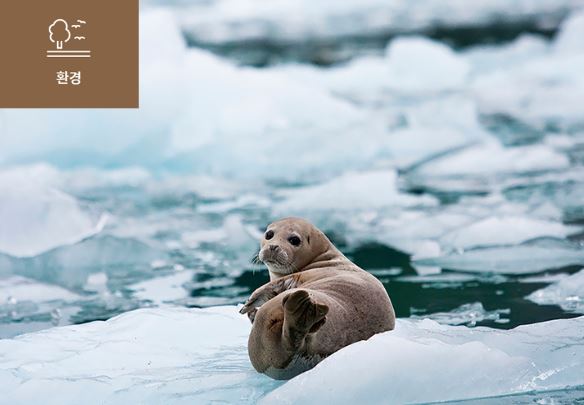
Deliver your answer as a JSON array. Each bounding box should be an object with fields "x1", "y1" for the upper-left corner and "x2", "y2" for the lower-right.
[{"x1": 269, "y1": 245, "x2": 279, "y2": 252}]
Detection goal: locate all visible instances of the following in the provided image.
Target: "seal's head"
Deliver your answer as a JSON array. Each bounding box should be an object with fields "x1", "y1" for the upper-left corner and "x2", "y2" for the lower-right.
[{"x1": 258, "y1": 217, "x2": 338, "y2": 279}]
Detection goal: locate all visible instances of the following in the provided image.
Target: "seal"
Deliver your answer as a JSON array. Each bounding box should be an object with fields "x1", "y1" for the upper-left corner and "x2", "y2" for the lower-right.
[{"x1": 240, "y1": 217, "x2": 395, "y2": 380}]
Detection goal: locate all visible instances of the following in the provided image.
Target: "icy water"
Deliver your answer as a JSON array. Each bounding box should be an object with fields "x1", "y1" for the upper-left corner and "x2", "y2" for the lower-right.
[
  {"x1": 1, "y1": 168, "x2": 582, "y2": 337},
  {"x1": 2, "y1": 2, "x2": 584, "y2": 403}
]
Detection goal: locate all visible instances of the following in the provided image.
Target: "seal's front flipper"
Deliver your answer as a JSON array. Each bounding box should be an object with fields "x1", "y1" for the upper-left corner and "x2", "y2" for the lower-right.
[
  {"x1": 240, "y1": 275, "x2": 301, "y2": 322},
  {"x1": 282, "y1": 290, "x2": 328, "y2": 350}
]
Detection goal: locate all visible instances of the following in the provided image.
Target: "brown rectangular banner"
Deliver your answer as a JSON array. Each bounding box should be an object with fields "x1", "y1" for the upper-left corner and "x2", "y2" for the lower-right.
[{"x1": 0, "y1": 0, "x2": 139, "y2": 108}]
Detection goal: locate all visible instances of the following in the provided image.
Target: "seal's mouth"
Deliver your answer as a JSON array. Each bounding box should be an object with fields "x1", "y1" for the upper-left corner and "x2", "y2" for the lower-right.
[{"x1": 259, "y1": 247, "x2": 290, "y2": 272}]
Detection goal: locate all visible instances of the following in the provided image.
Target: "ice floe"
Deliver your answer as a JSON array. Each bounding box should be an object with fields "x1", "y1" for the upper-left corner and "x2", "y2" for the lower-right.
[
  {"x1": 0, "y1": 306, "x2": 278, "y2": 404},
  {"x1": 504, "y1": 176, "x2": 584, "y2": 223},
  {"x1": 471, "y1": 15, "x2": 584, "y2": 132},
  {"x1": 385, "y1": 37, "x2": 469, "y2": 93},
  {"x1": 128, "y1": 270, "x2": 195, "y2": 304},
  {"x1": 168, "y1": 51, "x2": 385, "y2": 180},
  {"x1": 411, "y1": 302, "x2": 510, "y2": 327},
  {"x1": 439, "y1": 216, "x2": 579, "y2": 249},
  {"x1": 554, "y1": 10, "x2": 584, "y2": 54},
  {"x1": 1, "y1": 306, "x2": 583, "y2": 404},
  {"x1": 0, "y1": 235, "x2": 164, "y2": 290},
  {"x1": 403, "y1": 141, "x2": 571, "y2": 195},
  {"x1": 527, "y1": 268, "x2": 584, "y2": 313},
  {"x1": 265, "y1": 314, "x2": 584, "y2": 404},
  {"x1": 0, "y1": 167, "x2": 105, "y2": 258},
  {"x1": 415, "y1": 238, "x2": 584, "y2": 274},
  {"x1": 275, "y1": 170, "x2": 437, "y2": 214},
  {"x1": 0, "y1": 276, "x2": 79, "y2": 303},
  {"x1": 0, "y1": 276, "x2": 82, "y2": 338},
  {"x1": 409, "y1": 142, "x2": 569, "y2": 178},
  {"x1": 464, "y1": 34, "x2": 550, "y2": 75}
]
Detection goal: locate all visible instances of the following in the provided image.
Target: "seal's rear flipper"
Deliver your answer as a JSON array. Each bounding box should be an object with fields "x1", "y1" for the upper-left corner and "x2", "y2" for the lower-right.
[{"x1": 282, "y1": 290, "x2": 328, "y2": 350}]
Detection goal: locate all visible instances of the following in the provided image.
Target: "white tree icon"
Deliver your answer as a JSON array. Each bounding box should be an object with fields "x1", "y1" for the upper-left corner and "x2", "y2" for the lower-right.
[{"x1": 49, "y1": 19, "x2": 71, "y2": 50}]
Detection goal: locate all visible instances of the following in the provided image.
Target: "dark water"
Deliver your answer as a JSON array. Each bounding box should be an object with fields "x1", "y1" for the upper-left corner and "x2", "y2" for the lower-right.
[{"x1": 1, "y1": 176, "x2": 580, "y2": 335}]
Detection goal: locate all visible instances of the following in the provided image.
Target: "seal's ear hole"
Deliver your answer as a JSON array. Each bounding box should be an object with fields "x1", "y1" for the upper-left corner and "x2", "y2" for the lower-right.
[{"x1": 307, "y1": 236, "x2": 310, "y2": 244}]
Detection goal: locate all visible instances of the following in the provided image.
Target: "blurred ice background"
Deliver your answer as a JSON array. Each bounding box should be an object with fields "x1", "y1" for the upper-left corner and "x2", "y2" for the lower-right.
[{"x1": 1, "y1": 1, "x2": 584, "y2": 403}]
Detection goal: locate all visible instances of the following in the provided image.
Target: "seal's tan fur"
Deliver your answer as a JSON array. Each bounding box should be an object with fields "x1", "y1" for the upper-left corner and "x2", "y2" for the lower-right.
[{"x1": 240, "y1": 218, "x2": 395, "y2": 380}]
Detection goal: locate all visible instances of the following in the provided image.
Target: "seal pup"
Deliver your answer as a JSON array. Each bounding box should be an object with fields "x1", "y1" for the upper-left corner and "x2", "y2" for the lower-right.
[{"x1": 240, "y1": 217, "x2": 395, "y2": 380}]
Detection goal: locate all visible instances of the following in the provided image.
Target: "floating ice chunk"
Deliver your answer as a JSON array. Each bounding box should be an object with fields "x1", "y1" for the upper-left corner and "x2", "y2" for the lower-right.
[
  {"x1": 140, "y1": 8, "x2": 186, "y2": 64},
  {"x1": 83, "y1": 272, "x2": 109, "y2": 294},
  {"x1": 179, "y1": 215, "x2": 258, "y2": 262},
  {"x1": 159, "y1": 175, "x2": 246, "y2": 201},
  {"x1": 383, "y1": 97, "x2": 488, "y2": 168},
  {"x1": 411, "y1": 141, "x2": 569, "y2": 178},
  {"x1": 0, "y1": 164, "x2": 151, "y2": 195},
  {"x1": 387, "y1": 128, "x2": 477, "y2": 169},
  {"x1": 197, "y1": 196, "x2": 271, "y2": 214},
  {"x1": 168, "y1": 49, "x2": 380, "y2": 180},
  {"x1": 554, "y1": 10, "x2": 584, "y2": 54},
  {"x1": 0, "y1": 276, "x2": 80, "y2": 303},
  {"x1": 250, "y1": 77, "x2": 486, "y2": 168},
  {"x1": 366, "y1": 195, "x2": 531, "y2": 252},
  {"x1": 272, "y1": 57, "x2": 390, "y2": 102},
  {"x1": 471, "y1": 42, "x2": 584, "y2": 131},
  {"x1": 440, "y1": 216, "x2": 579, "y2": 249},
  {"x1": 404, "y1": 141, "x2": 571, "y2": 193},
  {"x1": 527, "y1": 268, "x2": 584, "y2": 313},
  {"x1": 519, "y1": 273, "x2": 571, "y2": 283},
  {"x1": 0, "y1": 235, "x2": 165, "y2": 290},
  {"x1": 385, "y1": 37, "x2": 470, "y2": 93},
  {"x1": 129, "y1": 270, "x2": 195, "y2": 304},
  {"x1": 504, "y1": 178, "x2": 584, "y2": 223},
  {"x1": 61, "y1": 167, "x2": 152, "y2": 191},
  {"x1": 464, "y1": 34, "x2": 549, "y2": 74},
  {"x1": 0, "y1": 168, "x2": 105, "y2": 258},
  {"x1": 275, "y1": 170, "x2": 437, "y2": 213},
  {"x1": 265, "y1": 315, "x2": 584, "y2": 404},
  {"x1": 0, "y1": 164, "x2": 61, "y2": 186},
  {"x1": 397, "y1": 272, "x2": 478, "y2": 287},
  {"x1": 0, "y1": 276, "x2": 82, "y2": 338},
  {"x1": 411, "y1": 302, "x2": 510, "y2": 327},
  {"x1": 404, "y1": 96, "x2": 483, "y2": 133},
  {"x1": 181, "y1": 228, "x2": 228, "y2": 248},
  {"x1": 415, "y1": 238, "x2": 584, "y2": 274},
  {"x1": 374, "y1": 210, "x2": 474, "y2": 243}
]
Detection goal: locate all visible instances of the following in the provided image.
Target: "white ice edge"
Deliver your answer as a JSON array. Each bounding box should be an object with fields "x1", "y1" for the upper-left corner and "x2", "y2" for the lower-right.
[{"x1": 0, "y1": 306, "x2": 582, "y2": 404}]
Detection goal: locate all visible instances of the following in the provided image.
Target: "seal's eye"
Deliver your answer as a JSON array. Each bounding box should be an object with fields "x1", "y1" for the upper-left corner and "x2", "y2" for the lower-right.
[
  {"x1": 265, "y1": 230, "x2": 274, "y2": 240},
  {"x1": 288, "y1": 236, "x2": 301, "y2": 246}
]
